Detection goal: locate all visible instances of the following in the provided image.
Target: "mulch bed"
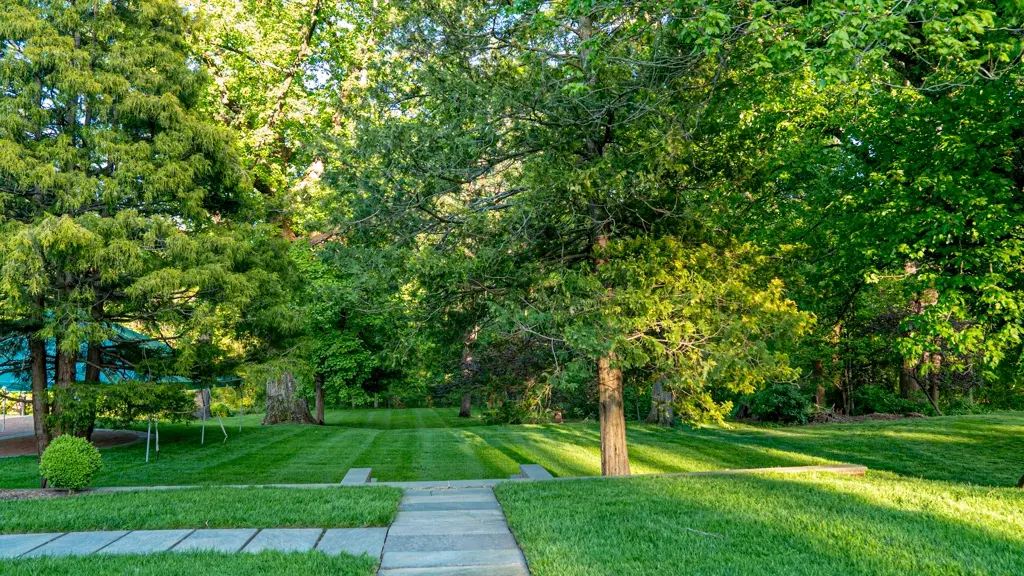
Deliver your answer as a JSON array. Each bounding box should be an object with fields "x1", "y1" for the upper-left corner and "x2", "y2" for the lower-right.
[
  {"x1": 809, "y1": 412, "x2": 927, "y2": 425},
  {"x1": 0, "y1": 488, "x2": 79, "y2": 501},
  {"x1": 0, "y1": 430, "x2": 142, "y2": 458}
]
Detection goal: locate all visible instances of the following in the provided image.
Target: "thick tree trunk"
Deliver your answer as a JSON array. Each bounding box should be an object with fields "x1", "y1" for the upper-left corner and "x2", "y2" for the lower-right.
[
  {"x1": 459, "y1": 393, "x2": 472, "y2": 418},
  {"x1": 899, "y1": 357, "x2": 920, "y2": 399},
  {"x1": 314, "y1": 373, "x2": 325, "y2": 425},
  {"x1": 646, "y1": 379, "x2": 673, "y2": 426},
  {"x1": 52, "y1": 345, "x2": 77, "y2": 436},
  {"x1": 193, "y1": 388, "x2": 212, "y2": 420},
  {"x1": 29, "y1": 336, "x2": 51, "y2": 488},
  {"x1": 598, "y1": 356, "x2": 630, "y2": 476},
  {"x1": 263, "y1": 372, "x2": 316, "y2": 425}
]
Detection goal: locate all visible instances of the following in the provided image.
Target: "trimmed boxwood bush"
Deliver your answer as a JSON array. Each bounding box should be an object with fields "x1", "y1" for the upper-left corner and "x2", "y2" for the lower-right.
[{"x1": 39, "y1": 435, "x2": 103, "y2": 491}]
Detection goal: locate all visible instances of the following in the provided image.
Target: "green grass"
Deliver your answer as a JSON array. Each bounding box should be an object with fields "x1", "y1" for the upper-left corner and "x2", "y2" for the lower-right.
[
  {"x1": 1, "y1": 411, "x2": 1020, "y2": 487},
  {"x1": 323, "y1": 407, "x2": 486, "y2": 429},
  {"x1": 495, "y1": 472, "x2": 1024, "y2": 576},
  {"x1": 2, "y1": 551, "x2": 377, "y2": 575},
  {"x1": 0, "y1": 486, "x2": 401, "y2": 534}
]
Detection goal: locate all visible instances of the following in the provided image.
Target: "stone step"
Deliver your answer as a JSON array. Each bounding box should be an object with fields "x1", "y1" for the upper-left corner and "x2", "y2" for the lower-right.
[
  {"x1": 381, "y1": 549, "x2": 527, "y2": 570},
  {"x1": 383, "y1": 534, "x2": 520, "y2": 553},
  {"x1": 395, "y1": 510, "x2": 505, "y2": 523},
  {"x1": 400, "y1": 501, "x2": 501, "y2": 512},
  {"x1": 402, "y1": 493, "x2": 498, "y2": 504},
  {"x1": 387, "y1": 522, "x2": 511, "y2": 537},
  {"x1": 378, "y1": 564, "x2": 530, "y2": 576}
]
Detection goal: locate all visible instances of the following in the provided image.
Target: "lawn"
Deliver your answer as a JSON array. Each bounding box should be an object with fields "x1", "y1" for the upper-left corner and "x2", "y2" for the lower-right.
[
  {"x1": 495, "y1": 472, "x2": 1024, "y2": 576},
  {"x1": 0, "y1": 486, "x2": 401, "y2": 534},
  {"x1": 2, "y1": 550, "x2": 378, "y2": 576},
  {"x1": 0, "y1": 411, "x2": 1020, "y2": 487}
]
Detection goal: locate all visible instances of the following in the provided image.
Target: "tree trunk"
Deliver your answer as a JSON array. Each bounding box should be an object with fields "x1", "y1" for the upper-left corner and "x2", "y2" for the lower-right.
[
  {"x1": 29, "y1": 336, "x2": 51, "y2": 488},
  {"x1": 52, "y1": 345, "x2": 77, "y2": 436},
  {"x1": 373, "y1": 395, "x2": 379, "y2": 408},
  {"x1": 598, "y1": 355, "x2": 630, "y2": 476},
  {"x1": 263, "y1": 372, "x2": 316, "y2": 425},
  {"x1": 646, "y1": 379, "x2": 673, "y2": 426},
  {"x1": 928, "y1": 353, "x2": 941, "y2": 407},
  {"x1": 812, "y1": 360, "x2": 826, "y2": 407},
  {"x1": 458, "y1": 324, "x2": 480, "y2": 418},
  {"x1": 314, "y1": 373, "x2": 325, "y2": 425},
  {"x1": 899, "y1": 357, "x2": 921, "y2": 399},
  {"x1": 193, "y1": 388, "x2": 212, "y2": 420}
]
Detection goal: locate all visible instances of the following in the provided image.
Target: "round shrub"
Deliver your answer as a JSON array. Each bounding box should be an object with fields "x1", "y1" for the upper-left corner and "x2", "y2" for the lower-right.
[
  {"x1": 39, "y1": 435, "x2": 103, "y2": 491},
  {"x1": 748, "y1": 384, "x2": 811, "y2": 424}
]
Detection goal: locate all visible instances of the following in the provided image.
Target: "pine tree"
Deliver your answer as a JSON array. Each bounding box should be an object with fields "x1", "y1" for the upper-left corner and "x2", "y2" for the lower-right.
[{"x1": 0, "y1": 0, "x2": 289, "y2": 480}]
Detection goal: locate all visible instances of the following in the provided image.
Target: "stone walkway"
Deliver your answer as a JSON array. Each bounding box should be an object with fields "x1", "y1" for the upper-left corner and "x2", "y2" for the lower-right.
[
  {"x1": 0, "y1": 527, "x2": 387, "y2": 559},
  {"x1": 378, "y1": 487, "x2": 529, "y2": 575}
]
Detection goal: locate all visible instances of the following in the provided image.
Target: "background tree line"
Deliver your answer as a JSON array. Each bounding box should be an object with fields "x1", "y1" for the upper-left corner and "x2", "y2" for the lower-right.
[{"x1": 1, "y1": 0, "x2": 1021, "y2": 477}]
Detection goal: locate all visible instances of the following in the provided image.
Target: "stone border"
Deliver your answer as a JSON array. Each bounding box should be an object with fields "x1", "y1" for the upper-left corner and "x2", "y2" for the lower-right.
[{"x1": 0, "y1": 464, "x2": 867, "y2": 496}]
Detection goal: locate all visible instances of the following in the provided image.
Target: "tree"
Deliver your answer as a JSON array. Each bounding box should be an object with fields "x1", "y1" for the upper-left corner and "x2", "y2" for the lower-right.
[
  {"x1": 337, "y1": 1, "x2": 818, "y2": 474},
  {"x1": 0, "y1": 0, "x2": 290, "y2": 475}
]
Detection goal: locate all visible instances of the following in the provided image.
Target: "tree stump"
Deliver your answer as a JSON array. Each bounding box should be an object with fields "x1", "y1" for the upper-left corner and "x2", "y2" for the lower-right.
[{"x1": 263, "y1": 372, "x2": 316, "y2": 425}]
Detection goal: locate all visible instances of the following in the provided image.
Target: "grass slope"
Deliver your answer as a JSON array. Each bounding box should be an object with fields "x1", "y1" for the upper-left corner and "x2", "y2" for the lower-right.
[
  {"x1": 2, "y1": 551, "x2": 377, "y2": 576},
  {"x1": 496, "y1": 472, "x2": 1024, "y2": 576},
  {"x1": 0, "y1": 411, "x2": 1020, "y2": 488},
  {"x1": 0, "y1": 486, "x2": 401, "y2": 534}
]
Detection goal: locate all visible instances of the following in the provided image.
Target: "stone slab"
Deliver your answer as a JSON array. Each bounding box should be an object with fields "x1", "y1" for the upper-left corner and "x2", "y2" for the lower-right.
[
  {"x1": 519, "y1": 464, "x2": 553, "y2": 480},
  {"x1": 173, "y1": 529, "x2": 258, "y2": 553},
  {"x1": 400, "y1": 501, "x2": 501, "y2": 512},
  {"x1": 395, "y1": 510, "x2": 505, "y2": 523},
  {"x1": 243, "y1": 529, "x2": 322, "y2": 553},
  {"x1": 101, "y1": 530, "x2": 193, "y2": 555},
  {"x1": 341, "y1": 468, "x2": 372, "y2": 485},
  {"x1": 317, "y1": 527, "x2": 388, "y2": 557},
  {"x1": 447, "y1": 479, "x2": 503, "y2": 489},
  {"x1": 23, "y1": 531, "x2": 129, "y2": 557},
  {"x1": 381, "y1": 549, "x2": 526, "y2": 569},
  {"x1": 387, "y1": 522, "x2": 510, "y2": 537},
  {"x1": 402, "y1": 493, "x2": 497, "y2": 505},
  {"x1": 429, "y1": 488, "x2": 496, "y2": 497},
  {"x1": 0, "y1": 533, "x2": 64, "y2": 558},
  {"x1": 383, "y1": 534, "x2": 519, "y2": 553},
  {"x1": 378, "y1": 565, "x2": 530, "y2": 576}
]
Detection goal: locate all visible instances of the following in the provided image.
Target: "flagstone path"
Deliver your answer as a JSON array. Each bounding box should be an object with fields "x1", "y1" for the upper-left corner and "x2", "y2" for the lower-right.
[
  {"x1": 378, "y1": 487, "x2": 529, "y2": 575},
  {"x1": 0, "y1": 527, "x2": 388, "y2": 559}
]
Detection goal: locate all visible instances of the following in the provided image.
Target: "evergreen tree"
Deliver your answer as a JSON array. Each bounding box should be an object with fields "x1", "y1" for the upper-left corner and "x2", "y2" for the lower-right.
[{"x1": 0, "y1": 0, "x2": 289, "y2": 479}]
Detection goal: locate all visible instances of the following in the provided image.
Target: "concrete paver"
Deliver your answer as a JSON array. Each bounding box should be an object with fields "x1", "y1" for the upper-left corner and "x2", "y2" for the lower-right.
[
  {"x1": 173, "y1": 529, "x2": 258, "y2": 553},
  {"x1": 101, "y1": 530, "x2": 193, "y2": 554}
]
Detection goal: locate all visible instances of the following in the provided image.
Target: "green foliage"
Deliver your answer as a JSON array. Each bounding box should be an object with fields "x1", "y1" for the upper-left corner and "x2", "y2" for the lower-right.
[
  {"x1": 38, "y1": 435, "x2": 103, "y2": 491},
  {"x1": 851, "y1": 386, "x2": 920, "y2": 416},
  {"x1": 748, "y1": 384, "x2": 811, "y2": 424}
]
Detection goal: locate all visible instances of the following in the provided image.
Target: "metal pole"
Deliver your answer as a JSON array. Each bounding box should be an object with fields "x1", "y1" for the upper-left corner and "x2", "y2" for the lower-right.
[
  {"x1": 238, "y1": 386, "x2": 243, "y2": 432},
  {"x1": 145, "y1": 416, "x2": 152, "y2": 463},
  {"x1": 2, "y1": 394, "x2": 6, "y2": 433},
  {"x1": 155, "y1": 418, "x2": 159, "y2": 462},
  {"x1": 218, "y1": 414, "x2": 228, "y2": 443},
  {"x1": 200, "y1": 389, "x2": 207, "y2": 445}
]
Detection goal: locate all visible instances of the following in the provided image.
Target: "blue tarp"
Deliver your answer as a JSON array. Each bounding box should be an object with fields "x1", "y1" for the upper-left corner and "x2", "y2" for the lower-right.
[{"x1": 0, "y1": 325, "x2": 237, "y2": 392}]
